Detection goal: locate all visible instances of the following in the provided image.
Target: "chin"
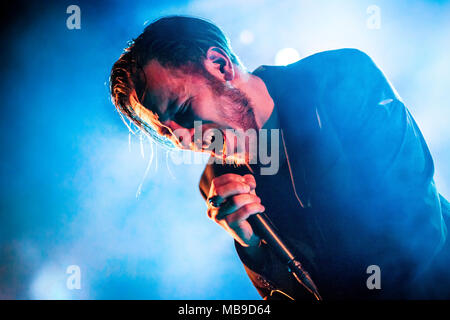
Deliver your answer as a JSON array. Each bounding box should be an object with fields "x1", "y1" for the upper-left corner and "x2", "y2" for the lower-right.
[{"x1": 208, "y1": 150, "x2": 251, "y2": 166}]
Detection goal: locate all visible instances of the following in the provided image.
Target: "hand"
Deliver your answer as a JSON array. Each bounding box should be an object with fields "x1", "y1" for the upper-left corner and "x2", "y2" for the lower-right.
[{"x1": 206, "y1": 173, "x2": 265, "y2": 247}]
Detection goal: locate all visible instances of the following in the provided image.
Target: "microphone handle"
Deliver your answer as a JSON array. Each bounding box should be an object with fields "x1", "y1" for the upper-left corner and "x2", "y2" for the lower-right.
[{"x1": 247, "y1": 213, "x2": 322, "y2": 301}]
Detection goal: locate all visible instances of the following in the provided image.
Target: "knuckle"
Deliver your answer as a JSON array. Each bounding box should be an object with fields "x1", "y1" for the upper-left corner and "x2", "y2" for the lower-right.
[
  {"x1": 215, "y1": 173, "x2": 242, "y2": 185},
  {"x1": 218, "y1": 182, "x2": 244, "y2": 196},
  {"x1": 214, "y1": 185, "x2": 225, "y2": 196},
  {"x1": 227, "y1": 173, "x2": 244, "y2": 180},
  {"x1": 233, "y1": 182, "x2": 249, "y2": 192},
  {"x1": 241, "y1": 203, "x2": 254, "y2": 215},
  {"x1": 244, "y1": 202, "x2": 262, "y2": 215},
  {"x1": 244, "y1": 173, "x2": 256, "y2": 181},
  {"x1": 249, "y1": 193, "x2": 260, "y2": 202},
  {"x1": 238, "y1": 193, "x2": 259, "y2": 206}
]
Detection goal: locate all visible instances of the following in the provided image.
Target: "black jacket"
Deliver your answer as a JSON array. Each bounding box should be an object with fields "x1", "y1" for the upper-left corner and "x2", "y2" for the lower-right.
[{"x1": 199, "y1": 48, "x2": 450, "y2": 300}]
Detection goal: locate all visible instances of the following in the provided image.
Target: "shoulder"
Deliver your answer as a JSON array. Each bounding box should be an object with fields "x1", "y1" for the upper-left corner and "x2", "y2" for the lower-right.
[
  {"x1": 308, "y1": 48, "x2": 372, "y2": 61},
  {"x1": 255, "y1": 49, "x2": 384, "y2": 100},
  {"x1": 252, "y1": 49, "x2": 377, "y2": 93},
  {"x1": 289, "y1": 48, "x2": 396, "y2": 102},
  {"x1": 286, "y1": 48, "x2": 378, "y2": 78}
]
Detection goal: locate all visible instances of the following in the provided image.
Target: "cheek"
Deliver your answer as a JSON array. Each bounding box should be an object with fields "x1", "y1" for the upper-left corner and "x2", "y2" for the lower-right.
[
  {"x1": 191, "y1": 84, "x2": 230, "y2": 126},
  {"x1": 194, "y1": 101, "x2": 213, "y2": 121},
  {"x1": 192, "y1": 91, "x2": 219, "y2": 121}
]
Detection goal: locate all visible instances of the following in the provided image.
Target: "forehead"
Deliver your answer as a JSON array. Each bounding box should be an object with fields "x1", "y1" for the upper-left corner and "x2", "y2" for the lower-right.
[{"x1": 141, "y1": 60, "x2": 192, "y2": 119}]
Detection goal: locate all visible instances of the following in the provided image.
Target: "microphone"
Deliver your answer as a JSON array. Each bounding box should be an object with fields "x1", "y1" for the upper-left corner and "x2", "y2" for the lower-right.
[
  {"x1": 247, "y1": 213, "x2": 322, "y2": 301},
  {"x1": 209, "y1": 195, "x2": 321, "y2": 300}
]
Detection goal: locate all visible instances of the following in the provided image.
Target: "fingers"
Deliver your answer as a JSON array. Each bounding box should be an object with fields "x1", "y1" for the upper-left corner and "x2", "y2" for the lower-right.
[
  {"x1": 214, "y1": 181, "x2": 250, "y2": 200},
  {"x1": 206, "y1": 173, "x2": 262, "y2": 246},
  {"x1": 216, "y1": 193, "x2": 262, "y2": 220},
  {"x1": 208, "y1": 174, "x2": 254, "y2": 205},
  {"x1": 212, "y1": 173, "x2": 246, "y2": 187},
  {"x1": 221, "y1": 202, "x2": 265, "y2": 227}
]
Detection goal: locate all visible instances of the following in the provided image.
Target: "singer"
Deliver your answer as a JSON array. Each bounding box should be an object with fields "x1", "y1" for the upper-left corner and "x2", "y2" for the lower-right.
[{"x1": 109, "y1": 16, "x2": 450, "y2": 299}]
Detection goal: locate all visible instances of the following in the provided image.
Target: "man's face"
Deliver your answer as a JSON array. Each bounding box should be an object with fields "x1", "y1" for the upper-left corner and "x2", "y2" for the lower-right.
[{"x1": 141, "y1": 59, "x2": 258, "y2": 161}]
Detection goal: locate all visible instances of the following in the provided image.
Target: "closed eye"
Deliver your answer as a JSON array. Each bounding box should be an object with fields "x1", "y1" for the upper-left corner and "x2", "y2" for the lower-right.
[
  {"x1": 173, "y1": 98, "x2": 195, "y2": 128},
  {"x1": 176, "y1": 100, "x2": 189, "y2": 116}
]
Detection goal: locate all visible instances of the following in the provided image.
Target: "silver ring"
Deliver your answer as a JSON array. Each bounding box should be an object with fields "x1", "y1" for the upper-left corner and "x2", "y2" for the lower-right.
[{"x1": 208, "y1": 195, "x2": 223, "y2": 208}]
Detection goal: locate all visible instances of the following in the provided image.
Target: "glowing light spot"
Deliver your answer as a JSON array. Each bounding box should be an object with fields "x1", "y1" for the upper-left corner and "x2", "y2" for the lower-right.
[
  {"x1": 275, "y1": 48, "x2": 300, "y2": 66},
  {"x1": 239, "y1": 30, "x2": 254, "y2": 45},
  {"x1": 31, "y1": 265, "x2": 70, "y2": 300}
]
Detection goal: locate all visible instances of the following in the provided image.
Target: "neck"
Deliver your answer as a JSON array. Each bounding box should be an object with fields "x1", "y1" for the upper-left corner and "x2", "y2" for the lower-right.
[{"x1": 232, "y1": 66, "x2": 274, "y2": 129}]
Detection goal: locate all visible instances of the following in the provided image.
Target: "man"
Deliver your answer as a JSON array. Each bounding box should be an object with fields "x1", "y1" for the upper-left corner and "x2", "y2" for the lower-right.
[{"x1": 110, "y1": 15, "x2": 450, "y2": 299}]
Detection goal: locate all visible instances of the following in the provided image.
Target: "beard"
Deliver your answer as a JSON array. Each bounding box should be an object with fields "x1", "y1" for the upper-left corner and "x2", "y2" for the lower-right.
[
  {"x1": 203, "y1": 72, "x2": 258, "y2": 131},
  {"x1": 199, "y1": 72, "x2": 259, "y2": 165}
]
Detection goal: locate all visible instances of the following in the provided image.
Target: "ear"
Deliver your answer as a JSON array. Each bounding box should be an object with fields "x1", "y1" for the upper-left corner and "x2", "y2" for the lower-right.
[{"x1": 203, "y1": 47, "x2": 235, "y2": 82}]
